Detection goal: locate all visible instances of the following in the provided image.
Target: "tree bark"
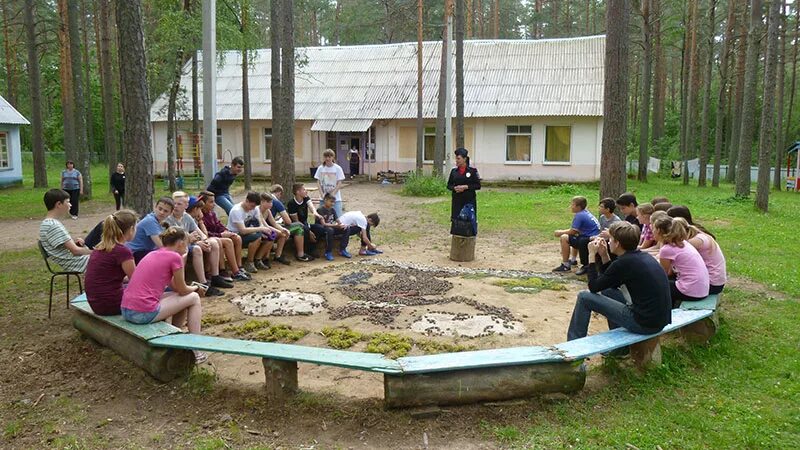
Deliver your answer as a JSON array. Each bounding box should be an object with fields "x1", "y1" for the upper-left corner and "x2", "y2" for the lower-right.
[
  {"x1": 434, "y1": 10, "x2": 448, "y2": 177},
  {"x1": 81, "y1": 0, "x2": 95, "y2": 160},
  {"x1": 773, "y1": 2, "x2": 786, "y2": 190},
  {"x1": 727, "y1": 1, "x2": 748, "y2": 184},
  {"x1": 58, "y1": 0, "x2": 76, "y2": 162},
  {"x1": 2, "y1": 0, "x2": 16, "y2": 107},
  {"x1": 116, "y1": 0, "x2": 154, "y2": 215},
  {"x1": 735, "y1": 0, "x2": 763, "y2": 197},
  {"x1": 271, "y1": 0, "x2": 295, "y2": 190},
  {"x1": 698, "y1": 0, "x2": 717, "y2": 187},
  {"x1": 455, "y1": 0, "x2": 465, "y2": 149},
  {"x1": 755, "y1": 0, "x2": 780, "y2": 210},
  {"x1": 242, "y1": 0, "x2": 252, "y2": 189},
  {"x1": 712, "y1": 0, "x2": 736, "y2": 187},
  {"x1": 599, "y1": 0, "x2": 630, "y2": 200},
  {"x1": 24, "y1": 0, "x2": 47, "y2": 188},
  {"x1": 782, "y1": 5, "x2": 799, "y2": 186},
  {"x1": 651, "y1": 0, "x2": 666, "y2": 143},
  {"x1": 271, "y1": 0, "x2": 283, "y2": 183},
  {"x1": 68, "y1": 1, "x2": 91, "y2": 198},
  {"x1": 637, "y1": 0, "x2": 652, "y2": 182},
  {"x1": 678, "y1": 6, "x2": 690, "y2": 185},
  {"x1": 683, "y1": 0, "x2": 699, "y2": 185},
  {"x1": 97, "y1": 0, "x2": 119, "y2": 189},
  {"x1": 166, "y1": 47, "x2": 183, "y2": 193},
  {"x1": 416, "y1": 0, "x2": 424, "y2": 173},
  {"x1": 192, "y1": 51, "x2": 199, "y2": 174},
  {"x1": 493, "y1": 0, "x2": 499, "y2": 38}
]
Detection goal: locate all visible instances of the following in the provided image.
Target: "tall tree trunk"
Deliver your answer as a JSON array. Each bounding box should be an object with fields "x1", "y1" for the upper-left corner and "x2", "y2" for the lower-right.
[
  {"x1": 81, "y1": 0, "x2": 95, "y2": 159},
  {"x1": 434, "y1": 10, "x2": 449, "y2": 177},
  {"x1": 115, "y1": 0, "x2": 153, "y2": 215},
  {"x1": 271, "y1": 0, "x2": 295, "y2": 190},
  {"x1": 58, "y1": 0, "x2": 76, "y2": 162},
  {"x1": 333, "y1": 1, "x2": 340, "y2": 45},
  {"x1": 783, "y1": 5, "x2": 799, "y2": 183},
  {"x1": 416, "y1": 0, "x2": 424, "y2": 172},
  {"x1": 242, "y1": 0, "x2": 252, "y2": 189},
  {"x1": 698, "y1": 0, "x2": 717, "y2": 187},
  {"x1": 493, "y1": 0, "x2": 499, "y2": 38},
  {"x1": 68, "y1": 1, "x2": 91, "y2": 198},
  {"x1": 637, "y1": 0, "x2": 652, "y2": 182},
  {"x1": 727, "y1": 1, "x2": 748, "y2": 183},
  {"x1": 192, "y1": 51, "x2": 199, "y2": 174},
  {"x1": 24, "y1": 0, "x2": 47, "y2": 188},
  {"x1": 455, "y1": 0, "x2": 465, "y2": 148},
  {"x1": 683, "y1": 0, "x2": 699, "y2": 185},
  {"x1": 97, "y1": 0, "x2": 118, "y2": 189},
  {"x1": 166, "y1": 48, "x2": 183, "y2": 193},
  {"x1": 2, "y1": 0, "x2": 16, "y2": 106},
  {"x1": 678, "y1": 7, "x2": 690, "y2": 184},
  {"x1": 773, "y1": 2, "x2": 787, "y2": 190},
  {"x1": 755, "y1": 0, "x2": 780, "y2": 210},
  {"x1": 712, "y1": 0, "x2": 736, "y2": 187},
  {"x1": 599, "y1": 0, "x2": 630, "y2": 200},
  {"x1": 651, "y1": 0, "x2": 666, "y2": 143},
  {"x1": 735, "y1": 0, "x2": 763, "y2": 197}
]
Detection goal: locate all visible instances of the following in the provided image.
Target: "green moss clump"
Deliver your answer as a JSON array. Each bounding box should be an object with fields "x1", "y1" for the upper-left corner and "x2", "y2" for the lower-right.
[
  {"x1": 415, "y1": 339, "x2": 475, "y2": 354},
  {"x1": 321, "y1": 326, "x2": 364, "y2": 349},
  {"x1": 201, "y1": 315, "x2": 233, "y2": 327},
  {"x1": 492, "y1": 276, "x2": 567, "y2": 294},
  {"x1": 365, "y1": 333, "x2": 412, "y2": 359},
  {"x1": 223, "y1": 319, "x2": 273, "y2": 336},
  {"x1": 251, "y1": 324, "x2": 308, "y2": 343}
]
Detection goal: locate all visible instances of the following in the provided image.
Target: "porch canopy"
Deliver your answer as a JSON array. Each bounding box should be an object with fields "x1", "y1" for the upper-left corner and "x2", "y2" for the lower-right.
[{"x1": 311, "y1": 119, "x2": 373, "y2": 132}]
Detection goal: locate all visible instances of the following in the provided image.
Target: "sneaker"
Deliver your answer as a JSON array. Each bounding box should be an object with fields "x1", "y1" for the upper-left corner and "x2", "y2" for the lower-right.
[
  {"x1": 71, "y1": 215, "x2": 78, "y2": 220},
  {"x1": 568, "y1": 259, "x2": 578, "y2": 267},
  {"x1": 359, "y1": 249, "x2": 379, "y2": 256},
  {"x1": 575, "y1": 265, "x2": 589, "y2": 276},
  {"x1": 275, "y1": 255, "x2": 291, "y2": 265},
  {"x1": 243, "y1": 261, "x2": 257, "y2": 274},
  {"x1": 307, "y1": 251, "x2": 319, "y2": 259},
  {"x1": 233, "y1": 269, "x2": 251, "y2": 281},
  {"x1": 339, "y1": 249, "x2": 352, "y2": 258},
  {"x1": 194, "y1": 351, "x2": 209, "y2": 364},
  {"x1": 255, "y1": 260, "x2": 270, "y2": 271},
  {"x1": 205, "y1": 286, "x2": 225, "y2": 296},
  {"x1": 552, "y1": 263, "x2": 571, "y2": 273},
  {"x1": 369, "y1": 248, "x2": 384, "y2": 254},
  {"x1": 324, "y1": 251, "x2": 334, "y2": 261},
  {"x1": 260, "y1": 258, "x2": 272, "y2": 269},
  {"x1": 210, "y1": 275, "x2": 234, "y2": 289},
  {"x1": 296, "y1": 254, "x2": 312, "y2": 262}
]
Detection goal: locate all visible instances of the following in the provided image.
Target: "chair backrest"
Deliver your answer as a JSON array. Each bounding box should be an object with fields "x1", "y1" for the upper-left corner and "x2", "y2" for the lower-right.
[{"x1": 37, "y1": 240, "x2": 57, "y2": 275}]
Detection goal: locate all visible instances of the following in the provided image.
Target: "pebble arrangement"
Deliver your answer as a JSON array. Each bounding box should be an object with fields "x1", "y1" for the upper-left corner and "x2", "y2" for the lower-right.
[
  {"x1": 358, "y1": 258, "x2": 571, "y2": 281},
  {"x1": 230, "y1": 291, "x2": 327, "y2": 317},
  {"x1": 410, "y1": 312, "x2": 525, "y2": 338}
]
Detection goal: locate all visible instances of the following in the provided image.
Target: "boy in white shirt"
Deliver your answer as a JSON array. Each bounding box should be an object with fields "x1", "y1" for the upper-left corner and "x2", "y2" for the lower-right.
[
  {"x1": 338, "y1": 211, "x2": 382, "y2": 256},
  {"x1": 227, "y1": 191, "x2": 275, "y2": 272},
  {"x1": 314, "y1": 148, "x2": 346, "y2": 218}
]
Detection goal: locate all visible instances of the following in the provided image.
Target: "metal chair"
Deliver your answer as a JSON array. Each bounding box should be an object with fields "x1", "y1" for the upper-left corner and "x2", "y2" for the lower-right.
[{"x1": 37, "y1": 240, "x2": 83, "y2": 318}]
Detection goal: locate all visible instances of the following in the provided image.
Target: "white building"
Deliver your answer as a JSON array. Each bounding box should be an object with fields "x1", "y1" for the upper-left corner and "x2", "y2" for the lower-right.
[
  {"x1": 149, "y1": 36, "x2": 605, "y2": 181},
  {"x1": 0, "y1": 95, "x2": 29, "y2": 187}
]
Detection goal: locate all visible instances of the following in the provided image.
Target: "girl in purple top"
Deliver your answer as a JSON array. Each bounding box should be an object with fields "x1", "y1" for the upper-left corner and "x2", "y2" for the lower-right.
[
  {"x1": 121, "y1": 226, "x2": 207, "y2": 362},
  {"x1": 652, "y1": 215, "x2": 710, "y2": 308},
  {"x1": 84, "y1": 210, "x2": 137, "y2": 315}
]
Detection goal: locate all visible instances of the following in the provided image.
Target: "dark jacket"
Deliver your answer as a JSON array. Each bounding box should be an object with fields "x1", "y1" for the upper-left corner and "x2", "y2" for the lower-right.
[
  {"x1": 110, "y1": 172, "x2": 125, "y2": 193},
  {"x1": 207, "y1": 166, "x2": 235, "y2": 196},
  {"x1": 447, "y1": 166, "x2": 481, "y2": 221}
]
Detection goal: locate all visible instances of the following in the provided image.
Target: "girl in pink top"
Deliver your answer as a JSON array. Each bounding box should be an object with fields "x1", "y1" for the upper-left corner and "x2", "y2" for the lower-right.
[
  {"x1": 652, "y1": 216, "x2": 710, "y2": 308},
  {"x1": 121, "y1": 226, "x2": 207, "y2": 362},
  {"x1": 687, "y1": 227, "x2": 727, "y2": 294}
]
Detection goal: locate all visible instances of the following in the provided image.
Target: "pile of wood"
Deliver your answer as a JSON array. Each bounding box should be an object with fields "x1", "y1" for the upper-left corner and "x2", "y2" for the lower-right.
[{"x1": 377, "y1": 170, "x2": 412, "y2": 184}]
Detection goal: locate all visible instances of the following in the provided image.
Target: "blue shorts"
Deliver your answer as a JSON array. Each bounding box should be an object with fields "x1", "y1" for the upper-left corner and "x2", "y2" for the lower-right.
[
  {"x1": 241, "y1": 232, "x2": 262, "y2": 246},
  {"x1": 121, "y1": 306, "x2": 160, "y2": 324}
]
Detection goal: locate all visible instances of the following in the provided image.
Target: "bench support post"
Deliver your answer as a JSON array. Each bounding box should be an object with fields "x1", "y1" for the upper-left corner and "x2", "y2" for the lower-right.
[
  {"x1": 630, "y1": 336, "x2": 662, "y2": 369},
  {"x1": 450, "y1": 235, "x2": 476, "y2": 262},
  {"x1": 383, "y1": 361, "x2": 585, "y2": 408},
  {"x1": 72, "y1": 312, "x2": 194, "y2": 382},
  {"x1": 681, "y1": 312, "x2": 719, "y2": 345},
  {"x1": 262, "y1": 358, "x2": 298, "y2": 401}
]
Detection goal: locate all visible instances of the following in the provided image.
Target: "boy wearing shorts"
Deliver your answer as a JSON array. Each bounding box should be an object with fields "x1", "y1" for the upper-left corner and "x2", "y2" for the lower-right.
[{"x1": 553, "y1": 196, "x2": 601, "y2": 275}]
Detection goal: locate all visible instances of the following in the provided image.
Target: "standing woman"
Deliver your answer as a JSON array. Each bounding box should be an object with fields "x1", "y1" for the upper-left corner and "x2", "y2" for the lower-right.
[
  {"x1": 61, "y1": 161, "x2": 83, "y2": 219},
  {"x1": 447, "y1": 148, "x2": 481, "y2": 235},
  {"x1": 110, "y1": 163, "x2": 126, "y2": 211}
]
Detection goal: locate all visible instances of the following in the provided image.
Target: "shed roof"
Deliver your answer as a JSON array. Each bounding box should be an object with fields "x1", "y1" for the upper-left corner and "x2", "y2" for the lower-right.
[
  {"x1": 0, "y1": 95, "x2": 30, "y2": 125},
  {"x1": 150, "y1": 36, "x2": 605, "y2": 123}
]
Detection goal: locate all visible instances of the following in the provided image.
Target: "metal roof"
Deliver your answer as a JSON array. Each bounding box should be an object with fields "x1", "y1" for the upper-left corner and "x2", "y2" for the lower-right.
[
  {"x1": 0, "y1": 95, "x2": 30, "y2": 125},
  {"x1": 151, "y1": 36, "x2": 605, "y2": 123},
  {"x1": 310, "y1": 119, "x2": 374, "y2": 132}
]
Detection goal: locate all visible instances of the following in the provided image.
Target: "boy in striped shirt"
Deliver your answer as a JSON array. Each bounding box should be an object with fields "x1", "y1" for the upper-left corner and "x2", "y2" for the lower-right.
[{"x1": 39, "y1": 189, "x2": 91, "y2": 272}]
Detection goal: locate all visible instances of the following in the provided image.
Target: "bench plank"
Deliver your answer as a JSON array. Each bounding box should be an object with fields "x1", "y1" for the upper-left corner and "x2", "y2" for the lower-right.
[
  {"x1": 71, "y1": 301, "x2": 184, "y2": 341},
  {"x1": 71, "y1": 293, "x2": 88, "y2": 303},
  {"x1": 397, "y1": 346, "x2": 563, "y2": 374},
  {"x1": 679, "y1": 294, "x2": 719, "y2": 311},
  {"x1": 553, "y1": 308, "x2": 714, "y2": 361},
  {"x1": 149, "y1": 334, "x2": 403, "y2": 374}
]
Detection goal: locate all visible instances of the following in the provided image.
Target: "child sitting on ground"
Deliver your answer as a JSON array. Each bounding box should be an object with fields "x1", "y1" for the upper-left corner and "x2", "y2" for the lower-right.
[
  {"x1": 637, "y1": 203, "x2": 656, "y2": 250},
  {"x1": 121, "y1": 226, "x2": 207, "y2": 363},
  {"x1": 257, "y1": 193, "x2": 290, "y2": 266},
  {"x1": 286, "y1": 183, "x2": 324, "y2": 259},
  {"x1": 553, "y1": 196, "x2": 601, "y2": 275},
  {"x1": 227, "y1": 191, "x2": 281, "y2": 272},
  {"x1": 616, "y1": 192, "x2": 640, "y2": 230},
  {"x1": 187, "y1": 197, "x2": 250, "y2": 281},
  {"x1": 39, "y1": 189, "x2": 92, "y2": 272},
  {"x1": 652, "y1": 215, "x2": 710, "y2": 308},
  {"x1": 84, "y1": 210, "x2": 137, "y2": 316},
  {"x1": 338, "y1": 211, "x2": 382, "y2": 256},
  {"x1": 316, "y1": 193, "x2": 352, "y2": 260}
]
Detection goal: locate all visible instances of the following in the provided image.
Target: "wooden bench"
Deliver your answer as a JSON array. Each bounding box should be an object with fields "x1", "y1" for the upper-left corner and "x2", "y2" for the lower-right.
[{"x1": 70, "y1": 293, "x2": 719, "y2": 408}]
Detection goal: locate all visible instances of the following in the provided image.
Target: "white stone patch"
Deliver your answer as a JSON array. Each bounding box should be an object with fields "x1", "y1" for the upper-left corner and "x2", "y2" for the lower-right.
[
  {"x1": 231, "y1": 291, "x2": 326, "y2": 316},
  {"x1": 410, "y1": 313, "x2": 525, "y2": 338}
]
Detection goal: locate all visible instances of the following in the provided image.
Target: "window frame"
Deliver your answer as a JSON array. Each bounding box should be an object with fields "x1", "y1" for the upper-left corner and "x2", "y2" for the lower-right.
[
  {"x1": 543, "y1": 125, "x2": 572, "y2": 165},
  {"x1": 504, "y1": 125, "x2": 533, "y2": 165},
  {"x1": 0, "y1": 132, "x2": 8, "y2": 170},
  {"x1": 422, "y1": 126, "x2": 439, "y2": 164},
  {"x1": 216, "y1": 127, "x2": 223, "y2": 162},
  {"x1": 263, "y1": 127, "x2": 273, "y2": 162}
]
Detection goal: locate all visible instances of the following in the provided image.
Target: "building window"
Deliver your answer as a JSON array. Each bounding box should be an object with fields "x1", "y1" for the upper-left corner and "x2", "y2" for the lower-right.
[
  {"x1": 216, "y1": 128, "x2": 223, "y2": 160},
  {"x1": 366, "y1": 126, "x2": 376, "y2": 161},
  {"x1": 264, "y1": 128, "x2": 273, "y2": 161},
  {"x1": 506, "y1": 125, "x2": 532, "y2": 162},
  {"x1": 423, "y1": 127, "x2": 439, "y2": 162},
  {"x1": 0, "y1": 133, "x2": 7, "y2": 168},
  {"x1": 545, "y1": 126, "x2": 571, "y2": 163}
]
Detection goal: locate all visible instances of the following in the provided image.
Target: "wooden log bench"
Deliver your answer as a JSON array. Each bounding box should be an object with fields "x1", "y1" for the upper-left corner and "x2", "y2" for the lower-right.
[{"x1": 70, "y1": 293, "x2": 719, "y2": 408}]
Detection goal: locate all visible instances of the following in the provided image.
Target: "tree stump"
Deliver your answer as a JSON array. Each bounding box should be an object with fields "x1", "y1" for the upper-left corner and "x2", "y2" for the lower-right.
[
  {"x1": 630, "y1": 336, "x2": 662, "y2": 370},
  {"x1": 681, "y1": 312, "x2": 719, "y2": 345},
  {"x1": 262, "y1": 358, "x2": 298, "y2": 401},
  {"x1": 450, "y1": 235, "x2": 476, "y2": 262}
]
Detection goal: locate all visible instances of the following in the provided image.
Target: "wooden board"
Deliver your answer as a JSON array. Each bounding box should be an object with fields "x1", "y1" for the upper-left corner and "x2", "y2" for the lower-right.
[
  {"x1": 71, "y1": 301, "x2": 184, "y2": 341},
  {"x1": 397, "y1": 346, "x2": 563, "y2": 374},
  {"x1": 553, "y1": 308, "x2": 714, "y2": 361},
  {"x1": 679, "y1": 294, "x2": 719, "y2": 311},
  {"x1": 450, "y1": 235, "x2": 476, "y2": 262},
  {"x1": 149, "y1": 334, "x2": 403, "y2": 374},
  {"x1": 71, "y1": 293, "x2": 88, "y2": 303}
]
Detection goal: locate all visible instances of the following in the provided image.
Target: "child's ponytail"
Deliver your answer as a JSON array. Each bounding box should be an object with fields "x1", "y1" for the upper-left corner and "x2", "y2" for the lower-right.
[{"x1": 96, "y1": 209, "x2": 137, "y2": 252}]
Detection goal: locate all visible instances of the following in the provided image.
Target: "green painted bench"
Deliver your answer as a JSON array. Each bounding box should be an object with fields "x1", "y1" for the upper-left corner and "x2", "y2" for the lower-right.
[{"x1": 70, "y1": 293, "x2": 720, "y2": 407}]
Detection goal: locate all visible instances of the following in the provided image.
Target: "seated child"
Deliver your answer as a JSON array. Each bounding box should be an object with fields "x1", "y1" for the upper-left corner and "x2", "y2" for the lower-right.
[
  {"x1": 653, "y1": 202, "x2": 673, "y2": 212},
  {"x1": 84, "y1": 210, "x2": 137, "y2": 315},
  {"x1": 597, "y1": 197, "x2": 621, "y2": 240},
  {"x1": 667, "y1": 205, "x2": 716, "y2": 239},
  {"x1": 316, "y1": 193, "x2": 352, "y2": 260},
  {"x1": 616, "y1": 192, "x2": 641, "y2": 230},
  {"x1": 650, "y1": 196, "x2": 669, "y2": 205},
  {"x1": 39, "y1": 189, "x2": 91, "y2": 272},
  {"x1": 198, "y1": 191, "x2": 247, "y2": 275},
  {"x1": 636, "y1": 203, "x2": 656, "y2": 250},
  {"x1": 553, "y1": 196, "x2": 601, "y2": 275},
  {"x1": 652, "y1": 215, "x2": 710, "y2": 308},
  {"x1": 668, "y1": 206, "x2": 726, "y2": 294},
  {"x1": 567, "y1": 221, "x2": 672, "y2": 340},
  {"x1": 127, "y1": 197, "x2": 174, "y2": 263},
  {"x1": 121, "y1": 226, "x2": 207, "y2": 363},
  {"x1": 286, "y1": 183, "x2": 324, "y2": 259},
  {"x1": 258, "y1": 193, "x2": 291, "y2": 265},
  {"x1": 269, "y1": 184, "x2": 310, "y2": 262},
  {"x1": 187, "y1": 197, "x2": 251, "y2": 282},
  {"x1": 338, "y1": 211, "x2": 382, "y2": 256},
  {"x1": 227, "y1": 191, "x2": 280, "y2": 272}
]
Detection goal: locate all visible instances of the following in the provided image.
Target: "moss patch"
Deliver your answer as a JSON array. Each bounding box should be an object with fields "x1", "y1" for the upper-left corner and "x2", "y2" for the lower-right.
[
  {"x1": 491, "y1": 276, "x2": 567, "y2": 294},
  {"x1": 414, "y1": 339, "x2": 475, "y2": 354},
  {"x1": 365, "y1": 333, "x2": 413, "y2": 359},
  {"x1": 201, "y1": 315, "x2": 233, "y2": 327},
  {"x1": 321, "y1": 326, "x2": 364, "y2": 349},
  {"x1": 224, "y1": 319, "x2": 308, "y2": 343}
]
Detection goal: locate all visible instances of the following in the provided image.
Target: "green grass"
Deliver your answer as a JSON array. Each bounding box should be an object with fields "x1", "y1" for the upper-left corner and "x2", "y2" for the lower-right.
[{"x1": 400, "y1": 172, "x2": 449, "y2": 197}]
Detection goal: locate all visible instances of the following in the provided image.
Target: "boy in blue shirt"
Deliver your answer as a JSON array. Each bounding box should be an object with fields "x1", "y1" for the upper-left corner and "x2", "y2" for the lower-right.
[
  {"x1": 553, "y1": 196, "x2": 601, "y2": 275},
  {"x1": 127, "y1": 197, "x2": 175, "y2": 263}
]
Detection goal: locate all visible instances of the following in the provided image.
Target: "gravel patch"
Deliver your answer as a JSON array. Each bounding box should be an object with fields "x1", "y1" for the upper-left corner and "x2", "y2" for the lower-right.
[{"x1": 230, "y1": 291, "x2": 327, "y2": 317}]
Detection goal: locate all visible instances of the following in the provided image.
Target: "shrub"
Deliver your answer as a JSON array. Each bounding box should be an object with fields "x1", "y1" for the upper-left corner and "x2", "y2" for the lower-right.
[{"x1": 400, "y1": 172, "x2": 448, "y2": 197}]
